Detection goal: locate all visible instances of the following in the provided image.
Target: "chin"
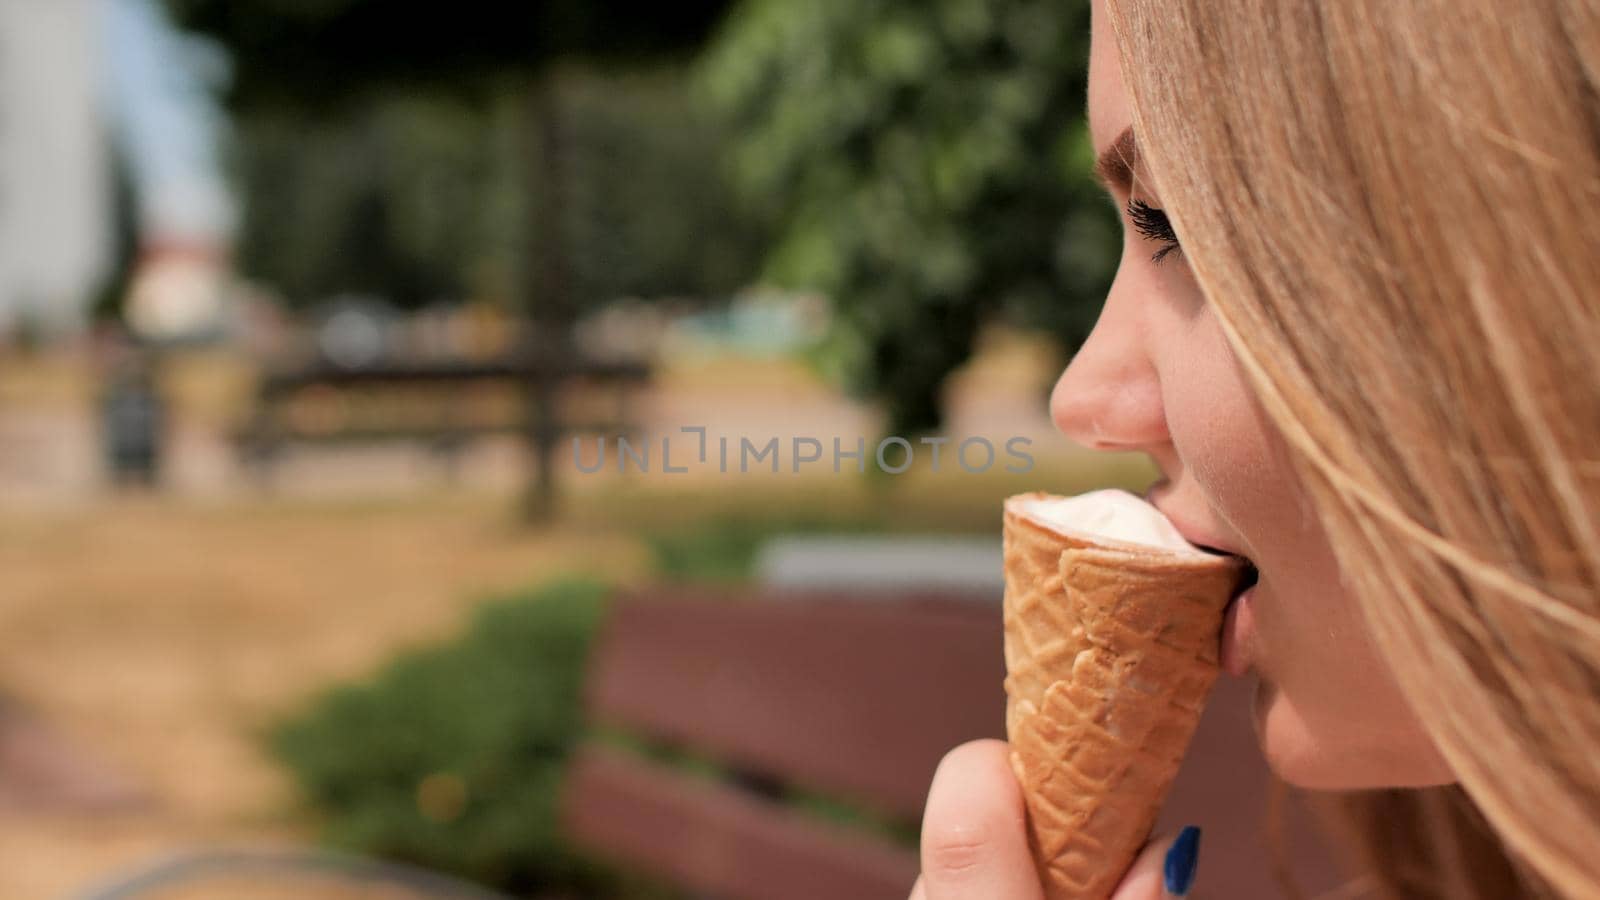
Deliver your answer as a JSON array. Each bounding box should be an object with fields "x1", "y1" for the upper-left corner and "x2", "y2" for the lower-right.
[{"x1": 1250, "y1": 679, "x2": 1458, "y2": 790}]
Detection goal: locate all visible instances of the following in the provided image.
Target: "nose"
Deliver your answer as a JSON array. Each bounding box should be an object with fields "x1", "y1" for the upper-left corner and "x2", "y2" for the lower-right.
[{"x1": 1049, "y1": 276, "x2": 1169, "y2": 451}]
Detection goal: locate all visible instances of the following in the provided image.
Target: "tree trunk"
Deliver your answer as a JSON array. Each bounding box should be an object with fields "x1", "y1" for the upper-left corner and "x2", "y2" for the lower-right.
[{"x1": 521, "y1": 72, "x2": 576, "y2": 521}]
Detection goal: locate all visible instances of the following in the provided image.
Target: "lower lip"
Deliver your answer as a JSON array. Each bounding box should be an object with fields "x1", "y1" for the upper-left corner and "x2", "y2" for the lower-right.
[{"x1": 1220, "y1": 584, "x2": 1257, "y2": 678}]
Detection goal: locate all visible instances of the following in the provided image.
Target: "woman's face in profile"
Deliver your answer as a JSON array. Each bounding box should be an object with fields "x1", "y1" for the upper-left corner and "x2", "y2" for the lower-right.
[{"x1": 1052, "y1": 0, "x2": 1454, "y2": 790}]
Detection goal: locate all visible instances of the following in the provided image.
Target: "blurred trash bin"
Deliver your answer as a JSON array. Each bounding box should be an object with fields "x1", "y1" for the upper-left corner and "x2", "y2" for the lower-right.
[{"x1": 101, "y1": 357, "x2": 165, "y2": 487}]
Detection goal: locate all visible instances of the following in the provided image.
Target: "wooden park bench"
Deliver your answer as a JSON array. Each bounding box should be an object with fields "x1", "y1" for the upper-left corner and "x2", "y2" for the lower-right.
[
  {"x1": 559, "y1": 586, "x2": 1355, "y2": 900},
  {"x1": 234, "y1": 355, "x2": 649, "y2": 504},
  {"x1": 559, "y1": 586, "x2": 1001, "y2": 900}
]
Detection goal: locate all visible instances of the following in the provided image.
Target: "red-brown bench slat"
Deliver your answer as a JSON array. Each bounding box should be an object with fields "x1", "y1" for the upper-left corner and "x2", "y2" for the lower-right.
[
  {"x1": 583, "y1": 587, "x2": 1007, "y2": 821},
  {"x1": 562, "y1": 743, "x2": 919, "y2": 900}
]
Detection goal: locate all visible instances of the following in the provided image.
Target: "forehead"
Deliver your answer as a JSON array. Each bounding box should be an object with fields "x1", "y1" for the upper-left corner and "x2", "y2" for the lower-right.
[{"x1": 1087, "y1": 0, "x2": 1132, "y2": 156}]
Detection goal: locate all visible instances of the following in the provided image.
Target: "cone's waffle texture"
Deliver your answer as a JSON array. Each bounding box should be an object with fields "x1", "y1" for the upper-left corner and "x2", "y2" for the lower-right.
[{"x1": 1002, "y1": 492, "x2": 1243, "y2": 900}]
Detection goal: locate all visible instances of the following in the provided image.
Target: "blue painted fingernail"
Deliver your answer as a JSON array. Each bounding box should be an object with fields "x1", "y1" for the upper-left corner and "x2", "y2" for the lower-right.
[{"x1": 1164, "y1": 825, "x2": 1201, "y2": 896}]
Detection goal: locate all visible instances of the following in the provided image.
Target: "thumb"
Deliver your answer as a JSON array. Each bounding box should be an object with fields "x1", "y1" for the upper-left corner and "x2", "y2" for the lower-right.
[{"x1": 1110, "y1": 826, "x2": 1202, "y2": 900}]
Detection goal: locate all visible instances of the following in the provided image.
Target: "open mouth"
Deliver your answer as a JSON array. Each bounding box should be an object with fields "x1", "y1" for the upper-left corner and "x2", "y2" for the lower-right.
[
  {"x1": 1232, "y1": 560, "x2": 1260, "y2": 598},
  {"x1": 1194, "y1": 544, "x2": 1259, "y2": 600}
]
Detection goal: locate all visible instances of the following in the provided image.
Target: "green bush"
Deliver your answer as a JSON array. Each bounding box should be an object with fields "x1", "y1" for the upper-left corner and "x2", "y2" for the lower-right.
[{"x1": 269, "y1": 576, "x2": 631, "y2": 896}]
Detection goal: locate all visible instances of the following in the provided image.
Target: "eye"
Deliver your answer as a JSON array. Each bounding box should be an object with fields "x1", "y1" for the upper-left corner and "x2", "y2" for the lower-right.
[{"x1": 1126, "y1": 198, "x2": 1181, "y2": 265}]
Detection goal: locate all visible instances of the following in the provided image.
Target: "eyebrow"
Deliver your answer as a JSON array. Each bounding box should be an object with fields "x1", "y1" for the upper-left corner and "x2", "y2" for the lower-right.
[{"x1": 1093, "y1": 126, "x2": 1139, "y2": 195}]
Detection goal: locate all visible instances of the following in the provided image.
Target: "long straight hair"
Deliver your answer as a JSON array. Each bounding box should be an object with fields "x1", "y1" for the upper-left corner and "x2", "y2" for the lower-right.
[{"x1": 1104, "y1": 1, "x2": 1600, "y2": 897}]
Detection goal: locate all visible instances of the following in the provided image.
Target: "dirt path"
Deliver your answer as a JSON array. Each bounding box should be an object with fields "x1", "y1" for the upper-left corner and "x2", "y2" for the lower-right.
[{"x1": 0, "y1": 495, "x2": 651, "y2": 899}]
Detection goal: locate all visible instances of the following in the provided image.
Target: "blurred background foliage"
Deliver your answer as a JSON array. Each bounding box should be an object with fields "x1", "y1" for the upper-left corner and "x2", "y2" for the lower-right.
[
  {"x1": 164, "y1": 0, "x2": 1114, "y2": 434},
  {"x1": 229, "y1": 71, "x2": 765, "y2": 313},
  {"x1": 162, "y1": 0, "x2": 733, "y2": 107},
  {"x1": 698, "y1": 0, "x2": 1117, "y2": 434},
  {"x1": 167, "y1": 0, "x2": 762, "y2": 318}
]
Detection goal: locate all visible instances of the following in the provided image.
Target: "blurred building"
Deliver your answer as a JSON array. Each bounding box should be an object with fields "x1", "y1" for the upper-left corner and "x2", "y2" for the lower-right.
[{"x1": 0, "y1": 0, "x2": 111, "y2": 339}]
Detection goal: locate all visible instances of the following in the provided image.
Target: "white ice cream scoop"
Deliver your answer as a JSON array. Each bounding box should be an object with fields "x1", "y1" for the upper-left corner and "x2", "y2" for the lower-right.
[{"x1": 1008, "y1": 488, "x2": 1211, "y2": 557}]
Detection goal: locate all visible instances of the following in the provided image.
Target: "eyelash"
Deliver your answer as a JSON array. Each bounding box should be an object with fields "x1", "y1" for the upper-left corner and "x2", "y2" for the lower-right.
[{"x1": 1126, "y1": 198, "x2": 1181, "y2": 265}]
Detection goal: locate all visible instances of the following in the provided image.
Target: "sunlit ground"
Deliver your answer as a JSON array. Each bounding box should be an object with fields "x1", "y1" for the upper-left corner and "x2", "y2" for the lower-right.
[{"x1": 0, "y1": 331, "x2": 1154, "y2": 897}]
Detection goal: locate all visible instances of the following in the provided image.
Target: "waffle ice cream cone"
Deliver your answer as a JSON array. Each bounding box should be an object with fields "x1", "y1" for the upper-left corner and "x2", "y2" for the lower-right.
[{"x1": 1002, "y1": 490, "x2": 1246, "y2": 899}]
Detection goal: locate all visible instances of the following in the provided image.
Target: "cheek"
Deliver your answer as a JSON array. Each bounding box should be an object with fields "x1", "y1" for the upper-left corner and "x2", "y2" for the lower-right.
[
  {"x1": 1163, "y1": 314, "x2": 1452, "y2": 787},
  {"x1": 1159, "y1": 321, "x2": 1285, "y2": 551},
  {"x1": 1253, "y1": 608, "x2": 1453, "y2": 789},
  {"x1": 1157, "y1": 300, "x2": 1315, "y2": 583}
]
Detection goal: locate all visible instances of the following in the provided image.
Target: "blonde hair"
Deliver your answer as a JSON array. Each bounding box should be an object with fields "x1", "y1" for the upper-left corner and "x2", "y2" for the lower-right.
[{"x1": 1103, "y1": 1, "x2": 1600, "y2": 897}]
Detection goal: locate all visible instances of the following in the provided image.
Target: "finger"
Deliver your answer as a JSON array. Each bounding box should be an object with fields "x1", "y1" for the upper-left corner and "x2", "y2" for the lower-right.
[
  {"x1": 1110, "y1": 826, "x2": 1202, "y2": 900},
  {"x1": 907, "y1": 874, "x2": 927, "y2": 900},
  {"x1": 919, "y1": 739, "x2": 1045, "y2": 900}
]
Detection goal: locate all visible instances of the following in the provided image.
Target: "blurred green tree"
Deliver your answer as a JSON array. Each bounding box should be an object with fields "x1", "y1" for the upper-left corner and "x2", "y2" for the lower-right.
[
  {"x1": 228, "y1": 75, "x2": 761, "y2": 311},
  {"x1": 699, "y1": 0, "x2": 1118, "y2": 435},
  {"x1": 165, "y1": 0, "x2": 759, "y2": 313}
]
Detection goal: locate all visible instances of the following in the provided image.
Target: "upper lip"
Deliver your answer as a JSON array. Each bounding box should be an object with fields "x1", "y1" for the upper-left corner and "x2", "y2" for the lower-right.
[{"x1": 1144, "y1": 483, "x2": 1253, "y2": 562}]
